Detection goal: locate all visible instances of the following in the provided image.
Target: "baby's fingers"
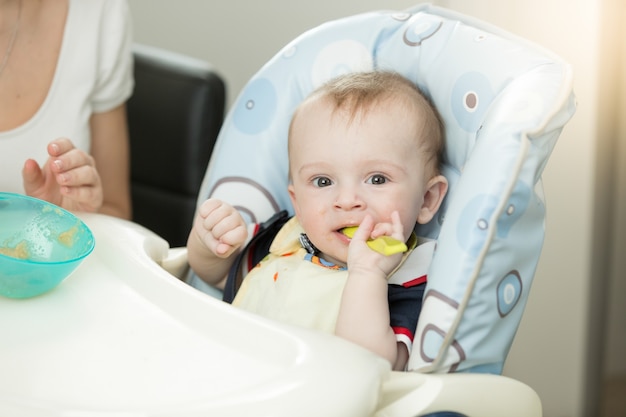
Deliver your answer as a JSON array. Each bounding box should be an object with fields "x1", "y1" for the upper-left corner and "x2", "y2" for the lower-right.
[
  {"x1": 205, "y1": 209, "x2": 244, "y2": 240},
  {"x1": 198, "y1": 199, "x2": 224, "y2": 218},
  {"x1": 196, "y1": 200, "x2": 247, "y2": 257},
  {"x1": 214, "y1": 224, "x2": 247, "y2": 256},
  {"x1": 371, "y1": 211, "x2": 404, "y2": 242},
  {"x1": 351, "y1": 215, "x2": 375, "y2": 243},
  {"x1": 389, "y1": 211, "x2": 405, "y2": 241}
]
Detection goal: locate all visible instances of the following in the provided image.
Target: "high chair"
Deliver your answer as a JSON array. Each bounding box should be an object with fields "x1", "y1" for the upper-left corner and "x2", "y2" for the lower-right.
[
  {"x1": 0, "y1": 5, "x2": 574, "y2": 416},
  {"x1": 183, "y1": 3, "x2": 575, "y2": 415}
]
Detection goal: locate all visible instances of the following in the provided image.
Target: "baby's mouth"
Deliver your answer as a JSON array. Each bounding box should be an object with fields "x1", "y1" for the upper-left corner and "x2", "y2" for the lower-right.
[
  {"x1": 338, "y1": 226, "x2": 408, "y2": 256},
  {"x1": 340, "y1": 226, "x2": 358, "y2": 239}
]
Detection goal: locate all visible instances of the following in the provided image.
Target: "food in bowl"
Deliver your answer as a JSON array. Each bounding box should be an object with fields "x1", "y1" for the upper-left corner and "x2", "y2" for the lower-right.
[
  {"x1": 0, "y1": 241, "x2": 30, "y2": 260},
  {"x1": 0, "y1": 193, "x2": 95, "y2": 299}
]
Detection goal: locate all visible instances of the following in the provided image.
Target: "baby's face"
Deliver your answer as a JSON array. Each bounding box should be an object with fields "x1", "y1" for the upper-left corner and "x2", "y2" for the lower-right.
[{"x1": 288, "y1": 96, "x2": 432, "y2": 265}]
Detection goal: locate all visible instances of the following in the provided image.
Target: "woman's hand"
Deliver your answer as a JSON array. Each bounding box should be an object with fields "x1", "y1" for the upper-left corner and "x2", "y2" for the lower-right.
[{"x1": 22, "y1": 138, "x2": 103, "y2": 213}]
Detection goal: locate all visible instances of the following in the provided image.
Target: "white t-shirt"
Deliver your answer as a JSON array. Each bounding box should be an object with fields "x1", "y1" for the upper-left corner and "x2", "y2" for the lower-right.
[{"x1": 0, "y1": 0, "x2": 134, "y2": 193}]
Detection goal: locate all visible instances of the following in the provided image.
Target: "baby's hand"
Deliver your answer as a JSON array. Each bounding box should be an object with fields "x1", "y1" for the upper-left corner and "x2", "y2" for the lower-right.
[
  {"x1": 342, "y1": 227, "x2": 407, "y2": 256},
  {"x1": 347, "y1": 212, "x2": 405, "y2": 278},
  {"x1": 193, "y1": 199, "x2": 247, "y2": 258}
]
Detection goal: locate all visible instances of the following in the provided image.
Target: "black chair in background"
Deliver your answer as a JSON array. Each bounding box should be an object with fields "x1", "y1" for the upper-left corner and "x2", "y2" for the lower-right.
[{"x1": 127, "y1": 44, "x2": 226, "y2": 247}]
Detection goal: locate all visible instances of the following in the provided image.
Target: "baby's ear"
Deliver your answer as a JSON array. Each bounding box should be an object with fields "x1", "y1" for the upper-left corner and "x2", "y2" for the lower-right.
[
  {"x1": 417, "y1": 175, "x2": 448, "y2": 224},
  {"x1": 288, "y1": 183, "x2": 300, "y2": 218}
]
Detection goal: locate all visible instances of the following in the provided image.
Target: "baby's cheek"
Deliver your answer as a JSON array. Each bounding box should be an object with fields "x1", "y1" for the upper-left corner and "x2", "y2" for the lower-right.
[
  {"x1": 396, "y1": 210, "x2": 419, "y2": 239},
  {"x1": 317, "y1": 208, "x2": 327, "y2": 217}
]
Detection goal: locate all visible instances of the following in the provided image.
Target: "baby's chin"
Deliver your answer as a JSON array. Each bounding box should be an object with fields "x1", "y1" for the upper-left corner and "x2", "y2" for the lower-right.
[{"x1": 319, "y1": 251, "x2": 347, "y2": 268}]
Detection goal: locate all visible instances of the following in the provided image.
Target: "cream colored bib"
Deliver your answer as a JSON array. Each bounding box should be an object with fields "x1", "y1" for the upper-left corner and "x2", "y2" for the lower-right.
[{"x1": 233, "y1": 217, "x2": 431, "y2": 334}]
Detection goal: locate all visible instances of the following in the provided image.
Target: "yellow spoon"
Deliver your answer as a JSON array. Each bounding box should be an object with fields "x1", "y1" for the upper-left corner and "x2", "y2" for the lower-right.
[{"x1": 341, "y1": 226, "x2": 408, "y2": 256}]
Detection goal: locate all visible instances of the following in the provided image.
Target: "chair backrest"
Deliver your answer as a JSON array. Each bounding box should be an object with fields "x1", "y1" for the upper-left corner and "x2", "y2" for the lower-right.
[
  {"x1": 128, "y1": 44, "x2": 226, "y2": 247},
  {"x1": 196, "y1": 4, "x2": 575, "y2": 374}
]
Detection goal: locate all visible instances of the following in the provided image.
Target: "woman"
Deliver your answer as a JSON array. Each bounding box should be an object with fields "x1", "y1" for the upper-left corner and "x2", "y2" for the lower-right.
[{"x1": 0, "y1": 0, "x2": 134, "y2": 218}]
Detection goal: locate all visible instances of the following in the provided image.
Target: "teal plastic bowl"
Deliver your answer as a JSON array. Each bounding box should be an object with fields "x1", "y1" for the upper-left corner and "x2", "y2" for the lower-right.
[{"x1": 0, "y1": 192, "x2": 95, "y2": 299}]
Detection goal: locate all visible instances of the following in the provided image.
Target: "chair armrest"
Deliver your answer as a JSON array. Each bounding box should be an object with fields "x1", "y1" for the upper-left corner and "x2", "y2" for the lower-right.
[
  {"x1": 159, "y1": 247, "x2": 189, "y2": 280},
  {"x1": 376, "y1": 372, "x2": 541, "y2": 417}
]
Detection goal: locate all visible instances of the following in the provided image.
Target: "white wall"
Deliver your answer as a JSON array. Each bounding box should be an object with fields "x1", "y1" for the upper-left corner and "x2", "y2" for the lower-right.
[
  {"x1": 129, "y1": 0, "x2": 419, "y2": 107},
  {"x1": 129, "y1": 1, "x2": 623, "y2": 416}
]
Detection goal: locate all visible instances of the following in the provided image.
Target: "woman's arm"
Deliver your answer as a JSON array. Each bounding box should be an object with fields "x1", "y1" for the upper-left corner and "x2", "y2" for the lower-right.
[{"x1": 90, "y1": 104, "x2": 132, "y2": 219}]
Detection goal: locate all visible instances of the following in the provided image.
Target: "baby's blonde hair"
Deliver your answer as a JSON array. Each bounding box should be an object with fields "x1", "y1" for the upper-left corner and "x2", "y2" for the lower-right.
[{"x1": 289, "y1": 71, "x2": 445, "y2": 175}]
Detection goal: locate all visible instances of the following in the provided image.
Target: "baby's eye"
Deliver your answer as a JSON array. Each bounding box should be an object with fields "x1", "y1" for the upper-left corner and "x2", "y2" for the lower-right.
[
  {"x1": 312, "y1": 176, "x2": 333, "y2": 187},
  {"x1": 367, "y1": 174, "x2": 387, "y2": 185}
]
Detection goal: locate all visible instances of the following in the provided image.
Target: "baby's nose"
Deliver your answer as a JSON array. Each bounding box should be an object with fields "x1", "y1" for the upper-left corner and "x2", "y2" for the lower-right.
[{"x1": 334, "y1": 189, "x2": 365, "y2": 211}]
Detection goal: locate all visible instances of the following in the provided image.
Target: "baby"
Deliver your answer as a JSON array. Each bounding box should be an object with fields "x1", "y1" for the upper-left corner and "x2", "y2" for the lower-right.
[{"x1": 187, "y1": 71, "x2": 448, "y2": 371}]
